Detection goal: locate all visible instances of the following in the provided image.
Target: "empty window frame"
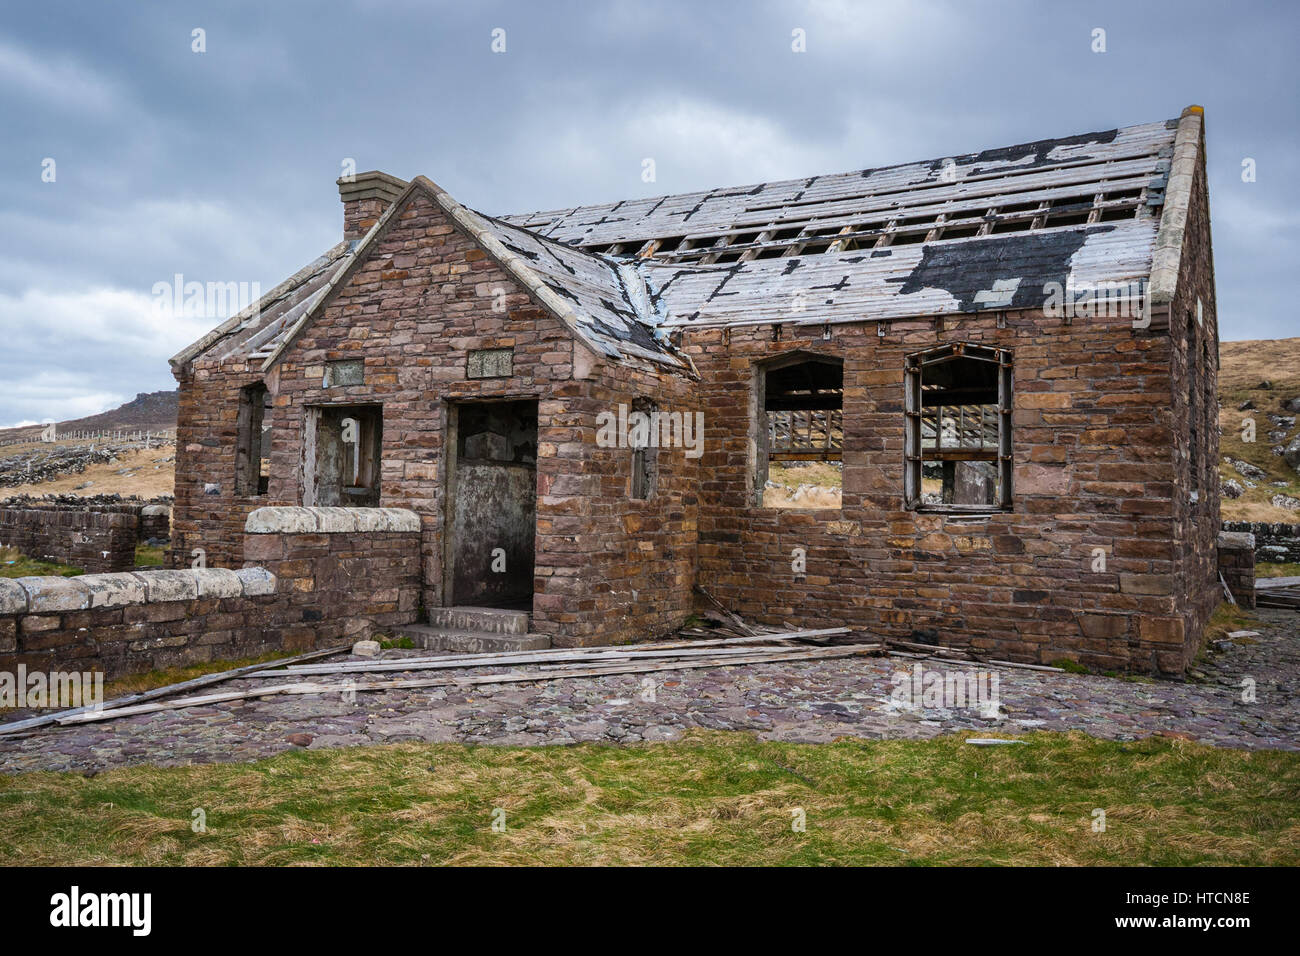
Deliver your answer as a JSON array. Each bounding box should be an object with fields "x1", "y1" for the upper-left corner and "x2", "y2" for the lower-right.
[
  {"x1": 235, "y1": 382, "x2": 271, "y2": 496},
  {"x1": 630, "y1": 398, "x2": 658, "y2": 500},
  {"x1": 756, "y1": 354, "x2": 843, "y2": 508},
  {"x1": 905, "y1": 344, "x2": 1013, "y2": 511},
  {"x1": 305, "y1": 404, "x2": 383, "y2": 507}
]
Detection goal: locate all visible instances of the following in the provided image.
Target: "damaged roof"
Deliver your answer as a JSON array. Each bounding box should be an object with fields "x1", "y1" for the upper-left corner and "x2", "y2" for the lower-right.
[
  {"x1": 176, "y1": 179, "x2": 689, "y2": 372},
  {"x1": 502, "y1": 119, "x2": 1176, "y2": 259},
  {"x1": 177, "y1": 111, "x2": 1197, "y2": 371},
  {"x1": 170, "y1": 241, "x2": 356, "y2": 369},
  {"x1": 499, "y1": 115, "x2": 1186, "y2": 330}
]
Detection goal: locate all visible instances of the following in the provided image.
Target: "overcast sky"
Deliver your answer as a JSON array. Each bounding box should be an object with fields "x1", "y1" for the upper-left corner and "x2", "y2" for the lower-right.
[{"x1": 1, "y1": 0, "x2": 1296, "y2": 427}]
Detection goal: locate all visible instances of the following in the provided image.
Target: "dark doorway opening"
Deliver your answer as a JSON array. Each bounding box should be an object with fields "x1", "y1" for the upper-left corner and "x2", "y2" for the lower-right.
[{"x1": 446, "y1": 399, "x2": 538, "y2": 610}]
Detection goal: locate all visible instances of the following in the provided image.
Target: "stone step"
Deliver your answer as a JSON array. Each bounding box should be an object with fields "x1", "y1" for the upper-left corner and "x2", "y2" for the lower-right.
[
  {"x1": 397, "y1": 625, "x2": 551, "y2": 655},
  {"x1": 425, "y1": 605, "x2": 530, "y2": 635}
]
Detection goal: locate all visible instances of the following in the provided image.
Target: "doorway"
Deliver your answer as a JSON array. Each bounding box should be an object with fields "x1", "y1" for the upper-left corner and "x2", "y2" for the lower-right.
[{"x1": 445, "y1": 399, "x2": 537, "y2": 609}]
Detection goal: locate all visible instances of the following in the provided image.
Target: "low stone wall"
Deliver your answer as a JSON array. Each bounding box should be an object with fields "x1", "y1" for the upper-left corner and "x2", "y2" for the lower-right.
[
  {"x1": 0, "y1": 499, "x2": 173, "y2": 572},
  {"x1": 0, "y1": 508, "x2": 137, "y2": 572},
  {"x1": 242, "y1": 506, "x2": 422, "y2": 649},
  {"x1": 0, "y1": 506, "x2": 421, "y2": 679},
  {"x1": 1217, "y1": 531, "x2": 1256, "y2": 610},
  {"x1": 1222, "y1": 521, "x2": 1300, "y2": 564},
  {"x1": 0, "y1": 567, "x2": 280, "y2": 676}
]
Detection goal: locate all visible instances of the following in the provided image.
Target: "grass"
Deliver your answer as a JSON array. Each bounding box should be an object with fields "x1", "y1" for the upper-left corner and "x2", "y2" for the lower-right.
[
  {"x1": 1205, "y1": 601, "x2": 1259, "y2": 643},
  {"x1": 764, "y1": 461, "x2": 842, "y2": 509},
  {"x1": 99, "y1": 650, "x2": 302, "y2": 699},
  {"x1": 1217, "y1": 338, "x2": 1300, "y2": 522},
  {"x1": 134, "y1": 542, "x2": 165, "y2": 567},
  {"x1": 0, "y1": 731, "x2": 1296, "y2": 866},
  {"x1": 0, "y1": 445, "x2": 176, "y2": 498},
  {"x1": 0, "y1": 546, "x2": 81, "y2": 578},
  {"x1": 1257, "y1": 561, "x2": 1300, "y2": 579}
]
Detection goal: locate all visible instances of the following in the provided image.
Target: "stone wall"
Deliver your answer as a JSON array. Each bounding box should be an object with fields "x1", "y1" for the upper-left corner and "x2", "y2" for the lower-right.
[
  {"x1": 140, "y1": 505, "x2": 172, "y2": 542},
  {"x1": 242, "y1": 506, "x2": 422, "y2": 648},
  {"x1": 0, "y1": 507, "x2": 137, "y2": 572},
  {"x1": 680, "y1": 306, "x2": 1197, "y2": 675},
  {"x1": 0, "y1": 506, "x2": 421, "y2": 679},
  {"x1": 1217, "y1": 530, "x2": 1255, "y2": 610},
  {"x1": 1222, "y1": 521, "x2": 1300, "y2": 564},
  {"x1": 173, "y1": 186, "x2": 699, "y2": 647},
  {"x1": 1164, "y1": 115, "x2": 1222, "y2": 660}
]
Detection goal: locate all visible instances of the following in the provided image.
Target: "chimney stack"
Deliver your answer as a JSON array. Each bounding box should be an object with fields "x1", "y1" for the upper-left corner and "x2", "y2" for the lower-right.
[{"x1": 337, "y1": 170, "x2": 407, "y2": 242}]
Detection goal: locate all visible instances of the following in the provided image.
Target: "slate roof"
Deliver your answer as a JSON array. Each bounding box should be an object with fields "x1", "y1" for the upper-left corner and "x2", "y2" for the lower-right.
[
  {"x1": 176, "y1": 113, "x2": 1193, "y2": 371},
  {"x1": 175, "y1": 181, "x2": 688, "y2": 372},
  {"x1": 501, "y1": 120, "x2": 1176, "y2": 257}
]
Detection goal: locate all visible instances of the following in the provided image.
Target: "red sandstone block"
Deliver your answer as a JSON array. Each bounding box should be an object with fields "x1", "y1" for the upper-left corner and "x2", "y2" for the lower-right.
[{"x1": 243, "y1": 535, "x2": 286, "y2": 562}]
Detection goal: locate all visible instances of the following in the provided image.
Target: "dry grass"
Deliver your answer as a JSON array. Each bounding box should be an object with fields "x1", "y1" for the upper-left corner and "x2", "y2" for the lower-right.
[
  {"x1": 1203, "y1": 601, "x2": 1259, "y2": 643},
  {"x1": 1218, "y1": 338, "x2": 1300, "y2": 522},
  {"x1": 1, "y1": 446, "x2": 175, "y2": 498},
  {"x1": 101, "y1": 651, "x2": 299, "y2": 699},
  {"x1": 0, "y1": 731, "x2": 1296, "y2": 866},
  {"x1": 764, "y1": 461, "x2": 842, "y2": 509}
]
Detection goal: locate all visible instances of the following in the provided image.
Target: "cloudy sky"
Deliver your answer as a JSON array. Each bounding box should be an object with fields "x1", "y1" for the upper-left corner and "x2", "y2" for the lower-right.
[{"x1": 1, "y1": 0, "x2": 1296, "y2": 427}]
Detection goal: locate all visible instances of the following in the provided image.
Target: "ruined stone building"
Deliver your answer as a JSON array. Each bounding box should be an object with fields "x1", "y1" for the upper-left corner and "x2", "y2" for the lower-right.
[{"x1": 169, "y1": 105, "x2": 1218, "y2": 673}]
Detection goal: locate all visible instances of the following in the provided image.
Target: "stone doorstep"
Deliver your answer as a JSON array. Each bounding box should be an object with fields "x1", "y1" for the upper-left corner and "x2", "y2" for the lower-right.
[
  {"x1": 425, "y1": 605, "x2": 529, "y2": 635},
  {"x1": 396, "y1": 624, "x2": 551, "y2": 655}
]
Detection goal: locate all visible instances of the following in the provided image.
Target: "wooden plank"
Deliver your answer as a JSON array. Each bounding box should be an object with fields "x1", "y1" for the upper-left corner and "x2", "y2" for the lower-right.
[
  {"x1": 0, "y1": 645, "x2": 350, "y2": 737},
  {"x1": 264, "y1": 628, "x2": 853, "y2": 677},
  {"x1": 693, "y1": 585, "x2": 759, "y2": 636},
  {"x1": 57, "y1": 644, "x2": 882, "y2": 726}
]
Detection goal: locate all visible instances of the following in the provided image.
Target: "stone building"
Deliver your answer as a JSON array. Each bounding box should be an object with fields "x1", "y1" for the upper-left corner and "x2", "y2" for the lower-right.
[{"x1": 169, "y1": 106, "x2": 1219, "y2": 673}]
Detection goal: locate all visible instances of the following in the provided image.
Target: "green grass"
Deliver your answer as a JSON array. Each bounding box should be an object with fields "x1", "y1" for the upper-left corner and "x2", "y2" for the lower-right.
[
  {"x1": 134, "y1": 543, "x2": 165, "y2": 567},
  {"x1": 1206, "y1": 601, "x2": 1260, "y2": 642},
  {"x1": 102, "y1": 651, "x2": 302, "y2": 699},
  {"x1": 1258, "y1": 561, "x2": 1300, "y2": 579},
  {"x1": 1, "y1": 731, "x2": 1296, "y2": 866},
  {"x1": 0, "y1": 546, "x2": 81, "y2": 578}
]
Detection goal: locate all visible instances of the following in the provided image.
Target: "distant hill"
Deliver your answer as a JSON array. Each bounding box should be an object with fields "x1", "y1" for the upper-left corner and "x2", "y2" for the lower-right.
[{"x1": 0, "y1": 390, "x2": 178, "y2": 443}]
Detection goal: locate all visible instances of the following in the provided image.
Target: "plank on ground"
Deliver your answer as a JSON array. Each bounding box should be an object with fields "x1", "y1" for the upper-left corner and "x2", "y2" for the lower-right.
[{"x1": 57, "y1": 643, "x2": 880, "y2": 726}]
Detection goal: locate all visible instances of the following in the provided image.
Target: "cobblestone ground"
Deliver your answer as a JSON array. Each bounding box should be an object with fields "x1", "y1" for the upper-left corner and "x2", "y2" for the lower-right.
[{"x1": 2, "y1": 610, "x2": 1296, "y2": 773}]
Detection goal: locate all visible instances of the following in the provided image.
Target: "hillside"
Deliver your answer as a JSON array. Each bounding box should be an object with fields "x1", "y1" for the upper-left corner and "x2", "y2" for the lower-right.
[
  {"x1": 0, "y1": 390, "x2": 177, "y2": 444},
  {"x1": 1217, "y1": 338, "x2": 1300, "y2": 521}
]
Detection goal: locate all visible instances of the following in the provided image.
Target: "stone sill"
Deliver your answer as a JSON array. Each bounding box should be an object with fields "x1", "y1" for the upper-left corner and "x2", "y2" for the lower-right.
[
  {"x1": 245, "y1": 506, "x2": 421, "y2": 534},
  {"x1": 0, "y1": 567, "x2": 276, "y2": 615}
]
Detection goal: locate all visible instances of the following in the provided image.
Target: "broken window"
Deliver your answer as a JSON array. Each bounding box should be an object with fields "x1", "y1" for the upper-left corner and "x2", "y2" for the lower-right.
[
  {"x1": 756, "y1": 354, "x2": 843, "y2": 508},
  {"x1": 905, "y1": 344, "x2": 1012, "y2": 510},
  {"x1": 630, "y1": 398, "x2": 658, "y2": 500},
  {"x1": 235, "y1": 382, "x2": 271, "y2": 496},
  {"x1": 304, "y1": 404, "x2": 383, "y2": 507}
]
